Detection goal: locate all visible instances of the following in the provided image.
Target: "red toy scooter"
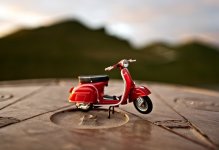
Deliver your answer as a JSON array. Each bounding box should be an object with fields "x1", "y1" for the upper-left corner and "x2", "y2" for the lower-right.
[{"x1": 69, "y1": 59, "x2": 153, "y2": 118}]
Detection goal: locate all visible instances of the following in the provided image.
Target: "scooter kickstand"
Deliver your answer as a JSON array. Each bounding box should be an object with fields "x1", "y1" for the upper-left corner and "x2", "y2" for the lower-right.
[
  {"x1": 108, "y1": 106, "x2": 111, "y2": 119},
  {"x1": 108, "y1": 106, "x2": 115, "y2": 119}
]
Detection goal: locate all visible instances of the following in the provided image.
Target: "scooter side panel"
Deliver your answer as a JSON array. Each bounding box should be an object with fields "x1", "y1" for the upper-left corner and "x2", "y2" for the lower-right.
[
  {"x1": 69, "y1": 86, "x2": 97, "y2": 103},
  {"x1": 129, "y1": 86, "x2": 151, "y2": 102}
]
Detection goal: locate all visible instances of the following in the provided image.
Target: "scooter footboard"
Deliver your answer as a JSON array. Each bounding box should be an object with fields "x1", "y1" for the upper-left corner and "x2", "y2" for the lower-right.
[
  {"x1": 69, "y1": 86, "x2": 98, "y2": 103},
  {"x1": 129, "y1": 86, "x2": 151, "y2": 102}
]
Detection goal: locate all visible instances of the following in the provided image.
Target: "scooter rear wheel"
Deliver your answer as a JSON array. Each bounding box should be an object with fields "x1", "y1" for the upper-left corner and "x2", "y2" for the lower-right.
[
  {"x1": 75, "y1": 103, "x2": 93, "y2": 112},
  {"x1": 133, "y1": 96, "x2": 153, "y2": 114}
]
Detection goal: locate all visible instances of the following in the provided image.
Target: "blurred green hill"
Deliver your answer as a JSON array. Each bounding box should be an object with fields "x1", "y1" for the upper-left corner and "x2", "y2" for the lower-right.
[{"x1": 0, "y1": 20, "x2": 219, "y2": 86}]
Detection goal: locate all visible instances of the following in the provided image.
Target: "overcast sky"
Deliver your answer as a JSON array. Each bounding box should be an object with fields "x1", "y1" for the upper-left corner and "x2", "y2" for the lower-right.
[{"x1": 0, "y1": 0, "x2": 219, "y2": 47}]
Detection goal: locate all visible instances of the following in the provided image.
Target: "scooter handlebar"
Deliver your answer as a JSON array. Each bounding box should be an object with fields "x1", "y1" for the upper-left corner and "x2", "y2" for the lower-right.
[
  {"x1": 105, "y1": 59, "x2": 136, "y2": 71},
  {"x1": 128, "y1": 59, "x2": 136, "y2": 63},
  {"x1": 105, "y1": 66, "x2": 114, "y2": 71}
]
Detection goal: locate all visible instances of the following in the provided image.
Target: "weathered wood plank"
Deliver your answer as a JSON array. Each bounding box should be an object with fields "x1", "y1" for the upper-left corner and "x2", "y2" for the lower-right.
[
  {"x1": 0, "y1": 109, "x2": 206, "y2": 150},
  {"x1": 107, "y1": 81, "x2": 217, "y2": 149},
  {"x1": 149, "y1": 83, "x2": 219, "y2": 148},
  {"x1": 0, "y1": 79, "x2": 218, "y2": 150},
  {"x1": 0, "y1": 85, "x2": 44, "y2": 110},
  {"x1": 0, "y1": 85, "x2": 72, "y2": 120}
]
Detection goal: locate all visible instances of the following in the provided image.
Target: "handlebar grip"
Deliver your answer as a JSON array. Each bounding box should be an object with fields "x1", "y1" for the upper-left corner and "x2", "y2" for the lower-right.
[
  {"x1": 105, "y1": 66, "x2": 114, "y2": 71},
  {"x1": 128, "y1": 59, "x2": 136, "y2": 62}
]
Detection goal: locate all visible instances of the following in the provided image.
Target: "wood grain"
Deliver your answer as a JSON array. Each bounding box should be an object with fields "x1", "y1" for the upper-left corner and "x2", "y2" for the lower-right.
[{"x1": 0, "y1": 79, "x2": 218, "y2": 150}]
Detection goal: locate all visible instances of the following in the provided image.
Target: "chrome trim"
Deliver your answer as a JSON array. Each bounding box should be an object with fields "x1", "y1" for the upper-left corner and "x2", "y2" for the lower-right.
[{"x1": 123, "y1": 59, "x2": 129, "y2": 68}]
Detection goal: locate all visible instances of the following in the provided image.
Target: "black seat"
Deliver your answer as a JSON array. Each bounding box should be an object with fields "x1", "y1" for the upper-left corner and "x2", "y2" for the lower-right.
[{"x1": 79, "y1": 75, "x2": 109, "y2": 83}]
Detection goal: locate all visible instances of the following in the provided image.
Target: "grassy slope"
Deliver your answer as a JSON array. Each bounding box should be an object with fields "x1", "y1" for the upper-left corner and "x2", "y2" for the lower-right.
[
  {"x1": 136, "y1": 42, "x2": 219, "y2": 85},
  {"x1": 0, "y1": 20, "x2": 219, "y2": 86}
]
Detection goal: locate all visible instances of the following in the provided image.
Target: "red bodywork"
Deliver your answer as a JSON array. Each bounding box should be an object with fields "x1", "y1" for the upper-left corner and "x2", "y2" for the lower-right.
[
  {"x1": 69, "y1": 67, "x2": 151, "y2": 107},
  {"x1": 69, "y1": 81, "x2": 106, "y2": 104},
  {"x1": 129, "y1": 86, "x2": 151, "y2": 102}
]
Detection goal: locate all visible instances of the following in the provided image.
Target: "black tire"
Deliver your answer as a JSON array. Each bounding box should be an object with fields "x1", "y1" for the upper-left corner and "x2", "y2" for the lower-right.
[
  {"x1": 75, "y1": 103, "x2": 93, "y2": 112},
  {"x1": 133, "y1": 96, "x2": 153, "y2": 114}
]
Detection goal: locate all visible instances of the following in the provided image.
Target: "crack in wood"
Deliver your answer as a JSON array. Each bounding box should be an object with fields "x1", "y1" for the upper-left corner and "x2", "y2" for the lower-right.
[
  {"x1": 0, "y1": 117, "x2": 20, "y2": 128},
  {"x1": 154, "y1": 120, "x2": 190, "y2": 129}
]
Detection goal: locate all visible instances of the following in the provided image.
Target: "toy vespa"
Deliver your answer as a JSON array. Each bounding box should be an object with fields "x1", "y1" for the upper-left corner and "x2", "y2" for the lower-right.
[{"x1": 69, "y1": 59, "x2": 153, "y2": 118}]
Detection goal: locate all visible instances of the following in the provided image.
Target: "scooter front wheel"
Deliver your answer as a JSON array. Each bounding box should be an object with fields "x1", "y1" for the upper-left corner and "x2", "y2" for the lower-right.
[{"x1": 133, "y1": 96, "x2": 153, "y2": 114}]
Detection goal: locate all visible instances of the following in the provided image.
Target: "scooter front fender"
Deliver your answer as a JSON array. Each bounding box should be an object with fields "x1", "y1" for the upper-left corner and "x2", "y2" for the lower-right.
[{"x1": 129, "y1": 86, "x2": 151, "y2": 102}]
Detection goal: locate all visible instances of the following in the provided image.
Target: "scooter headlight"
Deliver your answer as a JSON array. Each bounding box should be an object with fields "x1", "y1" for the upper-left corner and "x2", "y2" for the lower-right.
[{"x1": 122, "y1": 59, "x2": 129, "y2": 68}]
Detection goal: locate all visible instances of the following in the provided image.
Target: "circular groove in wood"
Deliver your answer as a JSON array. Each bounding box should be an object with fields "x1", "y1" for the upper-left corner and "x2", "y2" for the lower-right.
[
  {"x1": 50, "y1": 108, "x2": 129, "y2": 129},
  {"x1": 0, "y1": 92, "x2": 13, "y2": 102}
]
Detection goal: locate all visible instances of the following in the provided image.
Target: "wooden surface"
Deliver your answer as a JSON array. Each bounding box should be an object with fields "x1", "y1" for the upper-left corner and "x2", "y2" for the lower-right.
[{"x1": 0, "y1": 79, "x2": 219, "y2": 150}]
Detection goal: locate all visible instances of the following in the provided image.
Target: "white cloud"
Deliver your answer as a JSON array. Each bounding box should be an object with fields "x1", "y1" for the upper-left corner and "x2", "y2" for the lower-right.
[{"x1": 0, "y1": 0, "x2": 218, "y2": 47}]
